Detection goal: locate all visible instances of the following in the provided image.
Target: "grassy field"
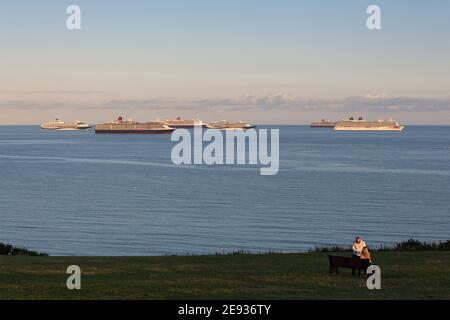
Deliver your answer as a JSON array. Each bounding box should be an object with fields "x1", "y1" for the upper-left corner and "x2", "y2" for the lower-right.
[{"x1": 1, "y1": 251, "x2": 449, "y2": 300}]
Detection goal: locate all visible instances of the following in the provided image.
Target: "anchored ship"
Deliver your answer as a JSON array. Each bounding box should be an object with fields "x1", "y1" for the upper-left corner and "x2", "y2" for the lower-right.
[
  {"x1": 334, "y1": 117, "x2": 405, "y2": 131},
  {"x1": 95, "y1": 116, "x2": 175, "y2": 134},
  {"x1": 164, "y1": 117, "x2": 206, "y2": 128},
  {"x1": 206, "y1": 120, "x2": 256, "y2": 131},
  {"x1": 41, "y1": 119, "x2": 91, "y2": 131},
  {"x1": 311, "y1": 119, "x2": 337, "y2": 128}
]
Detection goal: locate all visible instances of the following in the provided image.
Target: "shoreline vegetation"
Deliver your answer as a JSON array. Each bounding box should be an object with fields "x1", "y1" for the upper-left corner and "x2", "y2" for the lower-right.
[
  {"x1": 2, "y1": 239, "x2": 449, "y2": 257},
  {"x1": 0, "y1": 242, "x2": 48, "y2": 256}
]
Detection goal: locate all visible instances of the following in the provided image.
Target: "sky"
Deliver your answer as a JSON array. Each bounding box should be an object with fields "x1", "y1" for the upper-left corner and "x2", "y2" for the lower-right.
[{"x1": 0, "y1": 0, "x2": 449, "y2": 124}]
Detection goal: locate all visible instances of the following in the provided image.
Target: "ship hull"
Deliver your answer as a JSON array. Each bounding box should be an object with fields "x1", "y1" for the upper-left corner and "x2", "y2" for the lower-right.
[
  {"x1": 206, "y1": 127, "x2": 255, "y2": 131},
  {"x1": 334, "y1": 126, "x2": 404, "y2": 131},
  {"x1": 206, "y1": 125, "x2": 256, "y2": 130},
  {"x1": 166, "y1": 124, "x2": 207, "y2": 128},
  {"x1": 311, "y1": 124, "x2": 336, "y2": 128},
  {"x1": 41, "y1": 126, "x2": 91, "y2": 131},
  {"x1": 56, "y1": 128, "x2": 87, "y2": 131}
]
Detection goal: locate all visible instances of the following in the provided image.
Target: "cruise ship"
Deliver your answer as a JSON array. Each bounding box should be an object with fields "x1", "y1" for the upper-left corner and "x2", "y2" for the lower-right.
[
  {"x1": 95, "y1": 116, "x2": 175, "y2": 134},
  {"x1": 41, "y1": 119, "x2": 91, "y2": 131},
  {"x1": 206, "y1": 120, "x2": 256, "y2": 131},
  {"x1": 164, "y1": 117, "x2": 206, "y2": 128},
  {"x1": 311, "y1": 119, "x2": 337, "y2": 128},
  {"x1": 334, "y1": 117, "x2": 405, "y2": 131}
]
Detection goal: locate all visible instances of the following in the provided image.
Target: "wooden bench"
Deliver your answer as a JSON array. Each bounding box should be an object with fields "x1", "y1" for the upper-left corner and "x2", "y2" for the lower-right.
[{"x1": 328, "y1": 255, "x2": 371, "y2": 276}]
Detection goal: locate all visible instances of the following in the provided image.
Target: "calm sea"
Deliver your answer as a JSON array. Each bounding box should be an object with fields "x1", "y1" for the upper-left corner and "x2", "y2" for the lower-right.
[{"x1": 0, "y1": 125, "x2": 449, "y2": 256}]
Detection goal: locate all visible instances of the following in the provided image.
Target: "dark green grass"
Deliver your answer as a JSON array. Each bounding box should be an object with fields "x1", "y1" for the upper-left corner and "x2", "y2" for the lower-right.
[{"x1": 1, "y1": 251, "x2": 449, "y2": 300}]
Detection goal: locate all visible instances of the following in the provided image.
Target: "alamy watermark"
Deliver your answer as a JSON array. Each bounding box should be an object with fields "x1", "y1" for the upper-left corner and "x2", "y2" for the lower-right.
[
  {"x1": 171, "y1": 127, "x2": 279, "y2": 176},
  {"x1": 367, "y1": 5, "x2": 382, "y2": 30},
  {"x1": 366, "y1": 265, "x2": 381, "y2": 290},
  {"x1": 66, "y1": 265, "x2": 82, "y2": 290},
  {"x1": 66, "y1": 5, "x2": 81, "y2": 30}
]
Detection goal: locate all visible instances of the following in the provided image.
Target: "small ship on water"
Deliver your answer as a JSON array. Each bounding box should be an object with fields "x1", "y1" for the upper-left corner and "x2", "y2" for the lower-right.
[
  {"x1": 310, "y1": 117, "x2": 405, "y2": 131},
  {"x1": 310, "y1": 119, "x2": 337, "y2": 128},
  {"x1": 334, "y1": 117, "x2": 405, "y2": 131},
  {"x1": 206, "y1": 120, "x2": 256, "y2": 131},
  {"x1": 41, "y1": 119, "x2": 91, "y2": 131},
  {"x1": 95, "y1": 117, "x2": 175, "y2": 134}
]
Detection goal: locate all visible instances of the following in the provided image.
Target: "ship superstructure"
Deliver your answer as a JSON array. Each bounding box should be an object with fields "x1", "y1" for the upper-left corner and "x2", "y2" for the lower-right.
[{"x1": 164, "y1": 117, "x2": 205, "y2": 128}]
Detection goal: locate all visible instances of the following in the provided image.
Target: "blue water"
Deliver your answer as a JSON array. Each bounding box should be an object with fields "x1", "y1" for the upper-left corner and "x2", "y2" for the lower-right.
[{"x1": 0, "y1": 126, "x2": 449, "y2": 256}]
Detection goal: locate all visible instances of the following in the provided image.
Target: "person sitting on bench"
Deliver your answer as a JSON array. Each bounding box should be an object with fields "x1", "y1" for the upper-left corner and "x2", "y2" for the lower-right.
[{"x1": 352, "y1": 236, "x2": 366, "y2": 258}]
